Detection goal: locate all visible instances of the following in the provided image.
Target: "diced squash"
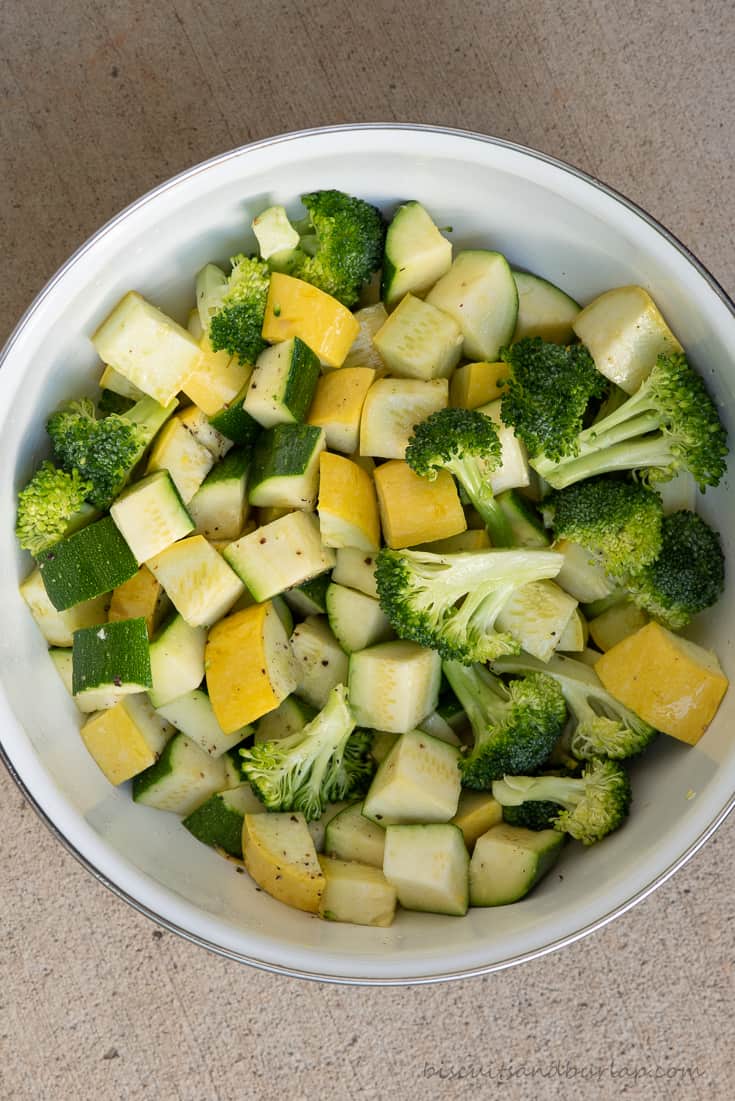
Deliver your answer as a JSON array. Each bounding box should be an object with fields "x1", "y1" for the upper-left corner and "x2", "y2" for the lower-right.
[
  {"x1": 317, "y1": 452, "x2": 380, "y2": 551},
  {"x1": 450, "y1": 361, "x2": 509, "y2": 409},
  {"x1": 588, "y1": 601, "x2": 648, "y2": 652},
  {"x1": 572, "y1": 285, "x2": 682, "y2": 394},
  {"x1": 91, "y1": 291, "x2": 201, "y2": 405},
  {"x1": 318, "y1": 856, "x2": 397, "y2": 926},
  {"x1": 147, "y1": 535, "x2": 244, "y2": 628},
  {"x1": 477, "y1": 399, "x2": 531, "y2": 494},
  {"x1": 374, "y1": 460, "x2": 466, "y2": 549},
  {"x1": 243, "y1": 811, "x2": 325, "y2": 913},
  {"x1": 419, "y1": 529, "x2": 491, "y2": 554},
  {"x1": 99, "y1": 364, "x2": 145, "y2": 400},
  {"x1": 206, "y1": 602, "x2": 298, "y2": 732},
  {"x1": 177, "y1": 405, "x2": 232, "y2": 460},
  {"x1": 372, "y1": 293, "x2": 463, "y2": 380},
  {"x1": 181, "y1": 333, "x2": 252, "y2": 415},
  {"x1": 146, "y1": 416, "x2": 215, "y2": 503},
  {"x1": 342, "y1": 304, "x2": 388, "y2": 374},
  {"x1": 359, "y1": 378, "x2": 449, "y2": 460},
  {"x1": 108, "y1": 566, "x2": 169, "y2": 638},
  {"x1": 261, "y1": 273, "x2": 359, "y2": 367},
  {"x1": 19, "y1": 568, "x2": 109, "y2": 648},
  {"x1": 595, "y1": 622, "x2": 728, "y2": 744},
  {"x1": 451, "y1": 790, "x2": 503, "y2": 850},
  {"x1": 80, "y1": 697, "x2": 167, "y2": 785},
  {"x1": 307, "y1": 367, "x2": 376, "y2": 453}
]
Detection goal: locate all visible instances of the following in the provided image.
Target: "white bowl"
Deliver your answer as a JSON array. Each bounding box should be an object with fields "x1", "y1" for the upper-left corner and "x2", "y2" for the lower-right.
[{"x1": 1, "y1": 124, "x2": 734, "y2": 984}]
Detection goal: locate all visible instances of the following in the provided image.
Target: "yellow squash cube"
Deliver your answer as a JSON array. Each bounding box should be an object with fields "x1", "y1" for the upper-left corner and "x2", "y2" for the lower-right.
[
  {"x1": 146, "y1": 416, "x2": 215, "y2": 503},
  {"x1": 108, "y1": 566, "x2": 169, "y2": 638},
  {"x1": 450, "y1": 361, "x2": 509, "y2": 409},
  {"x1": 261, "y1": 273, "x2": 360, "y2": 367},
  {"x1": 595, "y1": 622, "x2": 729, "y2": 744},
  {"x1": 181, "y1": 333, "x2": 252, "y2": 416},
  {"x1": 243, "y1": 812, "x2": 325, "y2": 913},
  {"x1": 318, "y1": 452, "x2": 381, "y2": 551},
  {"x1": 81, "y1": 700, "x2": 157, "y2": 784},
  {"x1": 206, "y1": 602, "x2": 298, "y2": 732},
  {"x1": 452, "y1": 791, "x2": 503, "y2": 850},
  {"x1": 307, "y1": 367, "x2": 376, "y2": 453},
  {"x1": 374, "y1": 460, "x2": 466, "y2": 549}
]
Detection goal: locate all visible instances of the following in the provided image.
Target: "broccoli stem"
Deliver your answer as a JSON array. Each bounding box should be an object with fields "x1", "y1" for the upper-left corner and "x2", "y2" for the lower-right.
[
  {"x1": 496, "y1": 773, "x2": 583, "y2": 811},
  {"x1": 443, "y1": 661, "x2": 507, "y2": 737},
  {"x1": 449, "y1": 457, "x2": 513, "y2": 546}
]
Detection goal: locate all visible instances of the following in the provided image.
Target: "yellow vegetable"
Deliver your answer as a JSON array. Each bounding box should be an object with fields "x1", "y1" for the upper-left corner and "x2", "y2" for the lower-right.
[
  {"x1": 206, "y1": 602, "x2": 297, "y2": 732},
  {"x1": 452, "y1": 791, "x2": 503, "y2": 850},
  {"x1": 243, "y1": 811, "x2": 325, "y2": 913},
  {"x1": 595, "y1": 622, "x2": 728, "y2": 744},
  {"x1": 318, "y1": 452, "x2": 381, "y2": 551},
  {"x1": 418, "y1": 529, "x2": 491, "y2": 554},
  {"x1": 450, "y1": 361, "x2": 509, "y2": 409},
  {"x1": 147, "y1": 535, "x2": 244, "y2": 628},
  {"x1": 181, "y1": 333, "x2": 251, "y2": 416},
  {"x1": 108, "y1": 566, "x2": 169, "y2": 638},
  {"x1": 307, "y1": 367, "x2": 376, "y2": 453},
  {"x1": 374, "y1": 460, "x2": 466, "y2": 549},
  {"x1": 261, "y1": 273, "x2": 360, "y2": 367},
  {"x1": 80, "y1": 700, "x2": 157, "y2": 784}
]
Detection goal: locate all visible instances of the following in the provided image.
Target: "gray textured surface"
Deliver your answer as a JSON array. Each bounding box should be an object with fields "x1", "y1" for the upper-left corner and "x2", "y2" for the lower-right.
[{"x1": 1, "y1": 2, "x2": 735, "y2": 1098}]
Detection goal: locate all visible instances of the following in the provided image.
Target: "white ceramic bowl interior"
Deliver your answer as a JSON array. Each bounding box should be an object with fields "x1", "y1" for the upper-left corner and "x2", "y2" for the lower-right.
[{"x1": 1, "y1": 125, "x2": 734, "y2": 984}]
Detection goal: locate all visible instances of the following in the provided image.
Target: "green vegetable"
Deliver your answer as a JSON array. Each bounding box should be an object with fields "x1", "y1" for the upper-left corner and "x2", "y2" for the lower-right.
[
  {"x1": 443, "y1": 660, "x2": 567, "y2": 788},
  {"x1": 374, "y1": 546, "x2": 563, "y2": 664},
  {"x1": 502, "y1": 800, "x2": 561, "y2": 831},
  {"x1": 494, "y1": 652, "x2": 656, "y2": 760},
  {"x1": 627, "y1": 509, "x2": 725, "y2": 629},
  {"x1": 268, "y1": 190, "x2": 385, "y2": 308},
  {"x1": 499, "y1": 337, "x2": 608, "y2": 462},
  {"x1": 203, "y1": 254, "x2": 270, "y2": 365},
  {"x1": 492, "y1": 758, "x2": 632, "y2": 845},
  {"x1": 529, "y1": 352, "x2": 728, "y2": 491},
  {"x1": 47, "y1": 395, "x2": 175, "y2": 509},
  {"x1": 404, "y1": 408, "x2": 511, "y2": 546},
  {"x1": 238, "y1": 684, "x2": 374, "y2": 820},
  {"x1": 15, "y1": 461, "x2": 96, "y2": 555},
  {"x1": 544, "y1": 476, "x2": 664, "y2": 579},
  {"x1": 97, "y1": 389, "x2": 135, "y2": 416}
]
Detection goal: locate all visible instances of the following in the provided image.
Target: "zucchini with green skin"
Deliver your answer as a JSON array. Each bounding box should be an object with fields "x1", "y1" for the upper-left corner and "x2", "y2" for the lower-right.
[
  {"x1": 324, "y1": 800, "x2": 386, "y2": 867},
  {"x1": 224, "y1": 511, "x2": 335, "y2": 603},
  {"x1": 72, "y1": 617, "x2": 151, "y2": 711},
  {"x1": 325, "y1": 582, "x2": 393, "y2": 653},
  {"x1": 372, "y1": 293, "x2": 463, "y2": 381},
  {"x1": 511, "y1": 270, "x2": 580, "y2": 344},
  {"x1": 183, "y1": 784, "x2": 265, "y2": 857},
  {"x1": 283, "y1": 572, "x2": 332, "y2": 617},
  {"x1": 209, "y1": 382, "x2": 262, "y2": 448},
  {"x1": 318, "y1": 856, "x2": 397, "y2": 926},
  {"x1": 20, "y1": 568, "x2": 110, "y2": 647},
  {"x1": 381, "y1": 200, "x2": 453, "y2": 309},
  {"x1": 110, "y1": 470, "x2": 194, "y2": 564},
  {"x1": 148, "y1": 613, "x2": 207, "y2": 708},
  {"x1": 187, "y1": 449, "x2": 250, "y2": 541},
  {"x1": 243, "y1": 337, "x2": 320, "y2": 428},
  {"x1": 469, "y1": 823, "x2": 564, "y2": 905},
  {"x1": 383, "y1": 823, "x2": 469, "y2": 916},
  {"x1": 132, "y1": 732, "x2": 227, "y2": 815},
  {"x1": 426, "y1": 250, "x2": 518, "y2": 361},
  {"x1": 156, "y1": 688, "x2": 253, "y2": 757},
  {"x1": 254, "y1": 694, "x2": 316, "y2": 744},
  {"x1": 362, "y1": 728, "x2": 461, "y2": 825},
  {"x1": 290, "y1": 615, "x2": 349, "y2": 710},
  {"x1": 248, "y1": 424, "x2": 326, "y2": 510},
  {"x1": 36, "y1": 516, "x2": 138, "y2": 611}
]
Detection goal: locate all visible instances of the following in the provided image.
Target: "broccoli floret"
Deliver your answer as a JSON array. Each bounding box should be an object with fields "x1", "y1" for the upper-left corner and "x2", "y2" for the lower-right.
[
  {"x1": 237, "y1": 685, "x2": 374, "y2": 820},
  {"x1": 97, "y1": 389, "x2": 135, "y2": 416},
  {"x1": 375, "y1": 546, "x2": 564, "y2": 664},
  {"x1": 544, "y1": 476, "x2": 664, "y2": 579},
  {"x1": 503, "y1": 801, "x2": 561, "y2": 831},
  {"x1": 15, "y1": 461, "x2": 96, "y2": 556},
  {"x1": 265, "y1": 190, "x2": 385, "y2": 308},
  {"x1": 443, "y1": 660, "x2": 566, "y2": 788},
  {"x1": 202, "y1": 254, "x2": 270, "y2": 365},
  {"x1": 499, "y1": 338, "x2": 609, "y2": 462},
  {"x1": 493, "y1": 652, "x2": 656, "y2": 760},
  {"x1": 405, "y1": 408, "x2": 512, "y2": 546},
  {"x1": 47, "y1": 395, "x2": 174, "y2": 510},
  {"x1": 627, "y1": 509, "x2": 725, "y2": 629},
  {"x1": 529, "y1": 352, "x2": 727, "y2": 491},
  {"x1": 493, "y1": 758, "x2": 631, "y2": 845}
]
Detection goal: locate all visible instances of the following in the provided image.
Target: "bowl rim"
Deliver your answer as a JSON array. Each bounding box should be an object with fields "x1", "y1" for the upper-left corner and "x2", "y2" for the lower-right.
[{"x1": 2, "y1": 121, "x2": 734, "y2": 985}]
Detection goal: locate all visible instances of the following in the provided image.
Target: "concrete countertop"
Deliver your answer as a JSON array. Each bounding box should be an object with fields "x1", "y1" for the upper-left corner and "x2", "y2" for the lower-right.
[{"x1": 1, "y1": 2, "x2": 734, "y2": 1098}]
